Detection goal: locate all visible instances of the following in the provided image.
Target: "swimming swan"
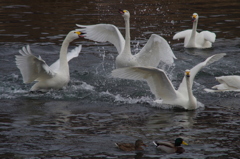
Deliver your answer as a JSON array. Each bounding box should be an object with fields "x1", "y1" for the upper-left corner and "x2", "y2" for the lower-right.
[
  {"x1": 173, "y1": 13, "x2": 216, "y2": 49},
  {"x1": 112, "y1": 53, "x2": 226, "y2": 110},
  {"x1": 15, "y1": 31, "x2": 82, "y2": 91},
  {"x1": 76, "y1": 9, "x2": 176, "y2": 68},
  {"x1": 204, "y1": 75, "x2": 240, "y2": 92}
]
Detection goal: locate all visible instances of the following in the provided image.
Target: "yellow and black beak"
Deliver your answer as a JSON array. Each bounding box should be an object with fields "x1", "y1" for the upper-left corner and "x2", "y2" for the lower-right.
[
  {"x1": 192, "y1": 14, "x2": 197, "y2": 22},
  {"x1": 182, "y1": 141, "x2": 188, "y2": 145},
  {"x1": 74, "y1": 31, "x2": 84, "y2": 37},
  {"x1": 185, "y1": 70, "x2": 190, "y2": 77}
]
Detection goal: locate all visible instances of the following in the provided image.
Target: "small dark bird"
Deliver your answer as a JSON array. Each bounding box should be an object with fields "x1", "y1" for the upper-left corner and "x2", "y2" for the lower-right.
[
  {"x1": 153, "y1": 138, "x2": 188, "y2": 154},
  {"x1": 115, "y1": 139, "x2": 147, "y2": 151}
]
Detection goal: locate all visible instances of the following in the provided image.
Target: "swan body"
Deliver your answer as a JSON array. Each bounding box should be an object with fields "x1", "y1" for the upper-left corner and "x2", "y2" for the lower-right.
[
  {"x1": 76, "y1": 9, "x2": 176, "y2": 68},
  {"x1": 173, "y1": 13, "x2": 216, "y2": 49},
  {"x1": 112, "y1": 53, "x2": 226, "y2": 110},
  {"x1": 15, "y1": 31, "x2": 82, "y2": 91},
  {"x1": 153, "y1": 138, "x2": 188, "y2": 154},
  {"x1": 205, "y1": 75, "x2": 240, "y2": 92}
]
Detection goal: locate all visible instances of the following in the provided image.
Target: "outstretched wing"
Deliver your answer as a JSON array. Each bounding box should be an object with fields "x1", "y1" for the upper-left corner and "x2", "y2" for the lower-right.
[
  {"x1": 173, "y1": 30, "x2": 192, "y2": 40},
  {"x1": 178, "y1": 53, "x2": 226, "y2": 94},
  {"x1": 112, "y1": 66, "x2": 177, "y2": 100},
  {"x1": 201, "y1": 31, "x2": 216, "y2": 43},
  {"x1": 50, "y1": 45, "x2": 82, "y2": 72},
  {"x1": 134, "y1": 34, "x2": 176, "y2": 67},
  {"x1": 76, "y1": 24, "x2": 125, "y2": 54},
  {"x1": 15, "y1": 45, "x2": 55, "y2": 83}
]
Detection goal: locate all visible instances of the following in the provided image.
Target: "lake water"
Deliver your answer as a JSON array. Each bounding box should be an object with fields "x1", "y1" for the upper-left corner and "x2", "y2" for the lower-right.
[{"x1": 0, "y1": 0, "x2": 240, "y2": 158}]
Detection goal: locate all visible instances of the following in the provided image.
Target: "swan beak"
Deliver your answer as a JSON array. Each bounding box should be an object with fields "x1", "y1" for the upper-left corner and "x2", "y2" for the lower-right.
[
  {"x1": 182, "y1": 141, "x2": 188, "y2": 145},
  {"x1": 192, "y1": 14, "x2": 197, "y2": 22},
  {"x1": 185, "y1": 70, "x2": 190, "y2": 77},
  {"x1": 74, "y1": 31, "x2": 85, "y2": 37},
  {"x1": 119, "y1": 9, "x2": 126, "y2": 14}
]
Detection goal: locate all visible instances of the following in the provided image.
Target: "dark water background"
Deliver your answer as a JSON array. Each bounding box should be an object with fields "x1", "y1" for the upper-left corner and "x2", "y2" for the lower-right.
[{"x1": 0, "y1": 0, "x2": 240, "y2": 158}]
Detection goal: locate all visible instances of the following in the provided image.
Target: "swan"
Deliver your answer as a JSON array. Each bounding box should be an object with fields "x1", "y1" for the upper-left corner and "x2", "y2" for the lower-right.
[
  {"x1": 76, "y1": 9, "x2": 176, "y2": 68},
  {"x1": 15, "y1": 31, "x2": 82, "y2": 92},
  {"x1": 204, "y1": 75, "x2": 240, "y2": 92},
  {"x1": 112, "y1": 53, "x2": 226, "y2": 110},
  {"x1": 173, "y1": 13, "x2": 216, "y2": 49}
]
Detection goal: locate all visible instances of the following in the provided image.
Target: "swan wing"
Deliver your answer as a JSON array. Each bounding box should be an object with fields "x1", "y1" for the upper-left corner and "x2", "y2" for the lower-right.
[
  {"x1": 178, "y1": 53, "x2": 226, "y2": 94},
  {"x1": 215, "y1": 76, "x2": 240, "y2": 89},
  {"x1": 15, "y1": 45, "x2": 55, "y2": 83},
  {"x1": 76, "y1": 24, "x2": 125, "y2": 54},
  {"x1": 134, "y1": 34, "x2": 176, "y2": 66},
  {"x1": 173, "y1": 30, "x2": 192, "y2": 40},
  {"x1": 112, "y1": 67, "x2": 177, "y2": 100},
  {"x1": 50, "y1": 45, "x2": 82, "y2": 72},
  {"x1": 204, "y1": 75, "x2": 240, "y2": 92},
  {"x1": 201, "y1": 31, "x2": 216, "y2": 43},
  {"x1": 208, "y1": 76, "x2": 240, "y2": 91}
]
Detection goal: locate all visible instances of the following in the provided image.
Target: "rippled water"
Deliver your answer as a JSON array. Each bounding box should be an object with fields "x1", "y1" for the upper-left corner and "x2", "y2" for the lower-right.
[{"x1": 0, "y1": 0, "x2": 240, "y2": 158}]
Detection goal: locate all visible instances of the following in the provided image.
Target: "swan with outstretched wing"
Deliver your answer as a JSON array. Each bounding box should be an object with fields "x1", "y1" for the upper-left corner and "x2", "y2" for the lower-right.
[
  {"x1": 77, "y1": 9, "x2": 176, "y2": 68},
  {"x1": 15, "y1": 31, "x2": 82, "y2": 91},
  {"x1": 112, "y1": 53, "x2": 226, "y2": 110},
  {"x1": 173, "y1": 13, "x2": 216, "y2": 49}
]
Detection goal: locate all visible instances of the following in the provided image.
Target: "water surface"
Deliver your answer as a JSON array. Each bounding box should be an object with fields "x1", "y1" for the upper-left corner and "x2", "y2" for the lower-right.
[{"x1": 0, "y1": 0, "x2": 240, "y2": 158}]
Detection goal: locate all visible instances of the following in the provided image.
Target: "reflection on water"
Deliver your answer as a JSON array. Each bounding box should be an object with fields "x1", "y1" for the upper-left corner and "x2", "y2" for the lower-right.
[{"x1": 0, "y1": 0, "x2": 240, "y2": 158}]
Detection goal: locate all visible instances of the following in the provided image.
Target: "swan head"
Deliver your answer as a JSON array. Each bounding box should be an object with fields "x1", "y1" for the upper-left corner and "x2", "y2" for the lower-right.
[
  {"x1": 66, "y1": 31, "x2": 81, "y2": 42},
  {"x1": 192, "y1": 13, "x2": 199, "y2": 22},
  {"x1": 185, "y1": 69, "x2": 190, "y2": 78},
  {"x1": 119, "y1": 9, "x2": 130, "y2": 19}
]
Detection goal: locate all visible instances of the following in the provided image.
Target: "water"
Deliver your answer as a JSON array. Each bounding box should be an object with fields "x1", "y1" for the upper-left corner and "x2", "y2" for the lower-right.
[{"x1": 0, "y1": 0, "x2": 240, "y2": 158}]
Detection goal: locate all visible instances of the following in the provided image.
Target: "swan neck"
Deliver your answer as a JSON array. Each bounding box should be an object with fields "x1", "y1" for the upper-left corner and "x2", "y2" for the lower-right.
[
  {"x1": 123, "y1": 17, "x2": 131, "y2": 53},
  {"x1": 186, "y1": 76, "x2": 196, "y2": 109},
  {"x1": 191, "y1": 20, "x2": 198, "y2": 39},
  {"x1": 59, "y1": 40, "x2": 70, "y2": 71}
]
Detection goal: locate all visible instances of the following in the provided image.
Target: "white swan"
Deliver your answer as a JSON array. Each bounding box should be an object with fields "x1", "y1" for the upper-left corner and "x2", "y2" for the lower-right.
[
  {"x1": 112, "y1": 53, "x2": 226, "y2": 110},
  {"x1": 76, "y1": 9, "x2": 176, "y2": 68},
  {"x1": 204, "y1": 75, "x2": 240, "y2": 92},
  {"x1": 15, "y1": 31, "x2": 82, "y2": 92},
  {"x1": 173, "y1": 13, "x2": 216, "y2": 49}
]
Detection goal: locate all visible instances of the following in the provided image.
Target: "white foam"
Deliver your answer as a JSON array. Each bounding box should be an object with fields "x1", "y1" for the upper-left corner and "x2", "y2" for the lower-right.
[
  {"x1": 114, "y1": 94, "x2": 152, "y2": 104},
  {"x1": 149, "y1": 99, "x2": 204, "y2": 110}
]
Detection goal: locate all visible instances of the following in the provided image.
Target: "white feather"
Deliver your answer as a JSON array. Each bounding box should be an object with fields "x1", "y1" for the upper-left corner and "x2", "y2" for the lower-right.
[
  {"x1": 205, "y1": 75, "x2": 240, "y2": 92},
  {"x1": 173, "y1": 13, "x2": 216, "y2": 49},
  {"x1": 50, "y1": 45, "x2": 82, "y2": 72},
  {"x1": 76, "y1": 10, "x2": 176, "y2": 68},
  {"x1": 15, "y1": 31, "x2": 81, "y2": 91},
  {"x1": 112, "y1": 53, "x2": 226, "y2": 110}
]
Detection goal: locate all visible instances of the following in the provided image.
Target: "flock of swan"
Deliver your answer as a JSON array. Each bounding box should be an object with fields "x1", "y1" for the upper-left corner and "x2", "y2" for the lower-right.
[{"x1": 15, "y1": 9, "x2": 239, "y2": 110}]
